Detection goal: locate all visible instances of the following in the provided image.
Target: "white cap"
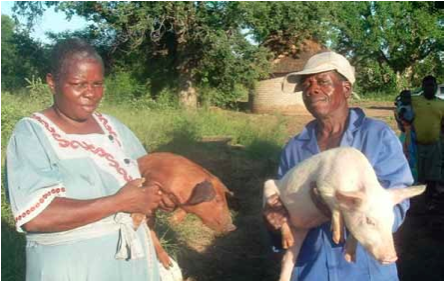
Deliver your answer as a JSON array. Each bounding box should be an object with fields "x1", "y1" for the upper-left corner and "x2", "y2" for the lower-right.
[{"x1": 289, "y1": 51, "x2": 355, "y2": 85}]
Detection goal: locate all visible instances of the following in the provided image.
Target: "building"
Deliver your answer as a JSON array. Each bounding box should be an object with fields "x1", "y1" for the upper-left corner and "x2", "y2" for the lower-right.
[{"x1": 250, "y1": 40, "x2": 325, "y2": 114}]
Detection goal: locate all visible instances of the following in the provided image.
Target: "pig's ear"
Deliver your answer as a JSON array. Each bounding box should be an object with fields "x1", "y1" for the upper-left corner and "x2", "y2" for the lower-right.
[
  {"x1": 185, "y1": 180, "x2": 216, "y2": 205},
  {"x1": 388, "y1": 185, "x2": 426, "y2": 205},
  {"x1": 335, "y1": 190, "x2": 365, "y2": 211}
]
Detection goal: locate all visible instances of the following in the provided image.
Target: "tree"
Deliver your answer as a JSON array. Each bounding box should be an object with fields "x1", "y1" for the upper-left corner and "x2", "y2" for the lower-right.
[
  {"x1": 329, "y1": 1, "x2": 444, "y2": 92},
  {"x1": 239, "y1": 2, "x2": 331, "y2": 58},
  {"x1": 13, "y1": 1, "x2": 271, "y2": 108},
  {"x1": 1, "y1": 15, "x2": 48, "y2": 90}
]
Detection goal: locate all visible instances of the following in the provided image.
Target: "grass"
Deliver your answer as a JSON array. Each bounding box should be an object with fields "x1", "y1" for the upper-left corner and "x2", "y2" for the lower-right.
[
  {"x1": 1, "y1": 91, "x2": 288, "y2": 280},
  {"x1": 1, "y1": 91, "x2": 443, "y2": 281}
]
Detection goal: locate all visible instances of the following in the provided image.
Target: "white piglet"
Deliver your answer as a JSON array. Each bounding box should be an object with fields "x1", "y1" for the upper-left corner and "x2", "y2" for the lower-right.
[{"x1": 264, "y1": 147, "x2": 425, "y2": 281}]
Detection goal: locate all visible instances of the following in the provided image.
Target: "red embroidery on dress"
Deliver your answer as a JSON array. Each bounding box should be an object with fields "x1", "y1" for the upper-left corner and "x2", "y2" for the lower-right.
[
  {"x1": 15, "y1": 187, "x2": 66, "y2": 222},
  {"x1": 31, "y1": 114, "x2": 133, "y2": 183},
  {"x1": 94, "y1": 112, "x2": 122, "y2": 147}
]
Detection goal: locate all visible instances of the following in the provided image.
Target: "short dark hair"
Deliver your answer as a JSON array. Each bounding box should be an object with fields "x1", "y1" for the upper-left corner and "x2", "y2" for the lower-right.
[
  {"x1": 50, "y1": 38, "x2": 103, "y2": 80},
  {"x1": 422, "y1": 75, "x2": 437, "y2": 85}
]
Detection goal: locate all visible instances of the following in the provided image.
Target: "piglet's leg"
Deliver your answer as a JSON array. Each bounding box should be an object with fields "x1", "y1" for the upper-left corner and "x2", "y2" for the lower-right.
[
  {"x1": 146, "y1": 217, "x2": 172, "y2": 269},
  {"x1": 344, "y1": 234, "x2": 358, "y2": 263},
  {"x1": 149, "y1": 227, "x2": 172, "y2": 269},
  {"x1": 280, "y1": 228, "x2": 308, "y2": 281},
  {"x1": 281, "y1": 221, "x2": 294, "y2": 249},
  {"x1": 331, "y1": 209, "x2": 344, "y2": 244}
]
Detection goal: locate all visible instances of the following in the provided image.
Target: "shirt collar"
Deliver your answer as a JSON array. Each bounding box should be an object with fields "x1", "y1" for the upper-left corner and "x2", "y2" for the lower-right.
[{"x1": 295, "y1": 107, "x2": 366, "y2": 143}]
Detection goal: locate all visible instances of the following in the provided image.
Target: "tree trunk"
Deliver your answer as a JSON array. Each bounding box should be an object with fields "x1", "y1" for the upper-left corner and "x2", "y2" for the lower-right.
[{"x1": 178, "y1": 70, "x2": 197, "y2": 109}]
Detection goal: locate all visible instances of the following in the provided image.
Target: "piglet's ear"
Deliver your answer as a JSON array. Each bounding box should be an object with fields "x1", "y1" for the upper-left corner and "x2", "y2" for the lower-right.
[
  {"x1": 388, "y1": 185, "x2": 426, "y2": 206},
  {"x1": 185, "y1": 180, "x2": 216, "y2": 205},
  {"x1": 335, "y1": 190, "x2": 365, "y2": 211}
]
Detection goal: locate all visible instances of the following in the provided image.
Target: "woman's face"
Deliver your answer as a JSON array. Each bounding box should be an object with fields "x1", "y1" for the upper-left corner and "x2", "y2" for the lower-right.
[
  {"x1": 300, "y1": 71, "x2": 350, "y2": 119},
  {"x1": 47, "y1": 57, "x2": 104, "y2": 122}
]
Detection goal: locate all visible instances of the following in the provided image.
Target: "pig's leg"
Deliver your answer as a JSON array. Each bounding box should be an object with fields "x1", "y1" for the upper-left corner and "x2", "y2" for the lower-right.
[
  {"x1": 344, "y1": 234, "x2": 358, "y2": 263},
  {"x1": 331, "y1": 209, "x2": 344, "y2": 244},
  {"x1": 146, "y1": 217, "x2": 172, "y2": 269},
  {"x1": 169, "y1": 208, "x2": 187, "y2": 225},
  {"x1": 281, "y1": 221, "x2": 294, "y2": 249},
  {"x1": 279, "y1": 228, "x2": 308, "y2": 281}
]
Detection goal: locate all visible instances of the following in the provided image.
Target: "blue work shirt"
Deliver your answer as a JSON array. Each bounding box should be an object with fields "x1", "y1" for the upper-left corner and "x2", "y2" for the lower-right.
[{"x1": 277, "y1": 108, "x2": 414, "y2": 281}]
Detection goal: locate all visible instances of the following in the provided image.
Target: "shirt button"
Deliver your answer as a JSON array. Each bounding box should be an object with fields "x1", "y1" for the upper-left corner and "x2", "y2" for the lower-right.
[
  {"x1": 108, "y1": 135, "x2": 114, "y2": 141},
  {"x1": 124, "y1": 158, "x2": 130, "y2": 164}
]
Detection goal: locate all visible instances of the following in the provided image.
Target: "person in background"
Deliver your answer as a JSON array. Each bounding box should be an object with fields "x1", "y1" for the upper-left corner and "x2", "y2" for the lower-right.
[
  {"x1": 394, "y1": 89, "x2": 418, "y2": 182},
  {"x1": 5, "y1": 38, "x2": 162, "y2": 280},
  {"x1": 263, "y1": 51, "x2": 414, "y2": 280},
  {"x1": 411, "y1": 75, "x2": 444, "y2": 213}
]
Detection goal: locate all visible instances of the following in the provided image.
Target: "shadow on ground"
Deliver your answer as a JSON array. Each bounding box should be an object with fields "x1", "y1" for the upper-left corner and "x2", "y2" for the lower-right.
[
  {"x1": 154, "y1": 124, "x2": 282, "y2": 280},
  {"x1": 2, "y1": 122, "x2": 443, "y2": 281},
  {"x1": 395, "y1": 193, "x2": 444, "y2": 281},
  {"x1": 1, "y1": 220, "x2": 26, "y2": 281}
]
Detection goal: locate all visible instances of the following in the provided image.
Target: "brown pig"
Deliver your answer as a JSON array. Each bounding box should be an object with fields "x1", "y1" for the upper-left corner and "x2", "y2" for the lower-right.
[{"x1": 133, "y1": 152, "x2": 235, "y2": 269}]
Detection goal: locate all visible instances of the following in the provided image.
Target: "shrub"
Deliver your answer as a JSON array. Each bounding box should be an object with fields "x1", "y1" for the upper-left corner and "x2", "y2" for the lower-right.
[
  {"x1": 1, "y1": 93, "x2": 26, "y2": 146},
  {"x1": 104, "y1": 71, "x2": 149, "y2": 104},
  {"x1": 25, "y1": 75, "x2": 53, "y2": 107}
]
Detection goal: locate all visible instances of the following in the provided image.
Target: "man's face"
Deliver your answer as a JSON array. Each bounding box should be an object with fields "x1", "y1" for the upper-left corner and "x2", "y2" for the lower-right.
[
  {"x1": 422, "y1": 79, "x2": 437, "y2": 99},
  {"x1": 300, "y1": 71, "x2": 350, "y2": 118}
]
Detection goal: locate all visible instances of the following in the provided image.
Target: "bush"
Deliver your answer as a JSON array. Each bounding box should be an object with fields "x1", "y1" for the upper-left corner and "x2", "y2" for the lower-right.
[
  {"x1": 25, "y1": 75, "x2": 53, "y2": 107},
  {"x1": 104, "y1": 71, "x2": 149, "y2": 104},
  {"x1": 1, "y1": 93, "x2": 26, "y2": 147},
  {"x1": 198, "y1": 84, "x2": 249, "y2": 109}
]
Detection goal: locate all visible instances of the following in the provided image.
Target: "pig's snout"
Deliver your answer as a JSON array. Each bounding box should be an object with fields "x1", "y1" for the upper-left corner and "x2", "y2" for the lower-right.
[{"x1": 215, "y1": 220, "x2": 237, "y2": 234}]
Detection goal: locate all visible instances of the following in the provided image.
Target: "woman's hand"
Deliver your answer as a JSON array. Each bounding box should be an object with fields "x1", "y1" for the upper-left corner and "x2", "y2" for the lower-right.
[{"x1": 115, "y1": 178, "x2": 163, "y2": 215}]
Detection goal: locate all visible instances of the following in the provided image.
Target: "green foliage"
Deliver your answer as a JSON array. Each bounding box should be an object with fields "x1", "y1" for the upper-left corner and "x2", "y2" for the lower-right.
[
  {"x1": 25, "y1": 75, "x2": 53, "y2": 107},
  {"x1": 12, "y1": 1, "x2": 272, "y2": 107},
  {"x1": 154, "y1": 88, "x2": 180, "y2": 110},
  {"x1": 100, "y1": 102, "x2": 287, "y2": 157},
  {"x1": 1, "y1": 15, "x2": 48, "y2": 91},
  {"x1": 1, "y1": 95, "x2": 24, "y2": 146},
  {"x1": 198, "y1": 84, "x2": 248, "y2": 109},
  {"x1": 239, "y1": 1, "x2": 331, "y2": 54},
  {"x1": 330, "y1": 1, "x2": 444, "y2": 92},
  {"x1": 9, "y1": 1, "x2": 445, "y2": 102},
  {"x1": 103, "y1": 71, "x2": 148, "y2": 104}
]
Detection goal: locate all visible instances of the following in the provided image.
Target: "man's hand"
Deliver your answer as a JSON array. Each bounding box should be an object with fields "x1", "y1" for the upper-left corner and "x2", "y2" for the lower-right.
[{"x1": 263, "y1": 194, "x2": 289, "y2": 231}]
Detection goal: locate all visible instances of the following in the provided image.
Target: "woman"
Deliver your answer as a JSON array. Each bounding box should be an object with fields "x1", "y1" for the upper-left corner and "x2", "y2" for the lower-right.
[{"x1": 6, "y1": 38, "x2": 162, "y2": 280}]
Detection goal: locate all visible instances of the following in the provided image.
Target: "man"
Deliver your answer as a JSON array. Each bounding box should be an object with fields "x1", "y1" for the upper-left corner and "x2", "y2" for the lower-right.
[
  {"x1": 263, "y1": 51, "x2": 414, "y2": 280},
  {"x1": 411, "y1": 76, "x2": 444, "y2": 212}
]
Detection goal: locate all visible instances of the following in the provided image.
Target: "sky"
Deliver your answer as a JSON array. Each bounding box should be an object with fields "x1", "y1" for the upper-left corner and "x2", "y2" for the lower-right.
[
  {"x1": 1, "y1": 1, "x2": 91, "y2": 44},
  {"x1": 1, "y1": 1, "x2": 260, "y2": 46}
]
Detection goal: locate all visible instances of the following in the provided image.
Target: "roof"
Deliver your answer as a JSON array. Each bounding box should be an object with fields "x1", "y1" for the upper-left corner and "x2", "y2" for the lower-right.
[{"x1": 271, "y1": 39, "x2": 326, "y2": 74}]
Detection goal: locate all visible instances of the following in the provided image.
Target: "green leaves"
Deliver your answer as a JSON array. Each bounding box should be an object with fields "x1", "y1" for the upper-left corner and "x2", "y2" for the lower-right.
[
  {"x1": 8, "y1": 1, "x2": 444, "y2": 103},
  {"x1": 330, "y1": 1, "x2": 444, "y2": 92}
]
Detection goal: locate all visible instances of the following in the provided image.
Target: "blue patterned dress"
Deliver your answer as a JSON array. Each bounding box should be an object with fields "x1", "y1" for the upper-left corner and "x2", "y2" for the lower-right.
[{"x1": 6, "y1": 112, "x2": 160, "y2": 280}]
